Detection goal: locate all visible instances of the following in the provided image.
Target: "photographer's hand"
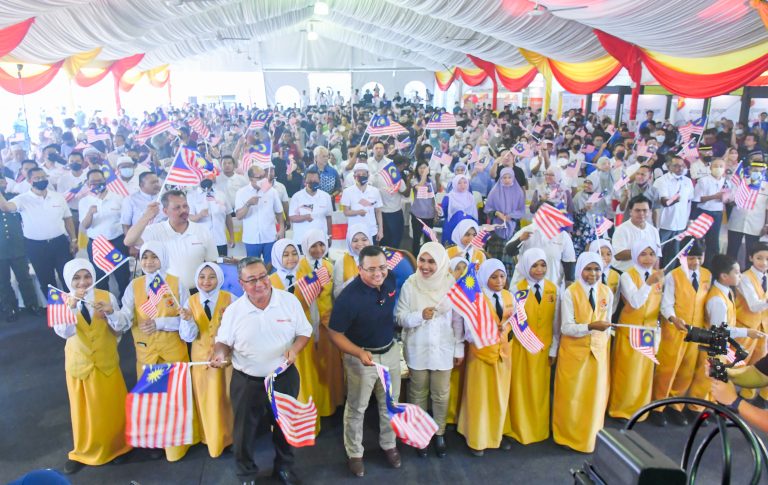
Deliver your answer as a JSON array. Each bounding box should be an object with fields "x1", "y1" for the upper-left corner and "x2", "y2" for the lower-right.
[{"x1": 710, "y1": 378, "x2": 738, "y2": 406}]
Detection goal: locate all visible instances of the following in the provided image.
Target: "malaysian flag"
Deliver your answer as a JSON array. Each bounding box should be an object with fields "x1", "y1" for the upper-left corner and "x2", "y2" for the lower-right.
[
  {"x1": 511, "y1": 142, "x2": 532, "y2": 158},
  {"x1": 126, "y1": 362, "x2": 194, "y2": 448},
  {"x1": 85, "y1": 129, "x2": 110, "y2": 144},
  {"x1": 249, "y1": 111, "x2": 272, "y2": 131},
  {"x1": 135, "y1": 119, "x2": 177, "y2": 145},
  {"x1": 613, "y1": 174, "x2": 631, "y2": 192},
  {"x1": 140, "y1": 274, "x2": 170, "y2": 318},
  {"x1": 251, "y1": 139, "x2": 273, "y2": 165},
  {"x1": 374, "y1": 363, "x2": 438, "y2": 449},
  {"x1": 91, "y1": 235, "x2": 126, "y2": 273},
  {"x1": 469, "y1": 228, "x2": 491, "y2": 250},
  {"x1": 729, "y1": 161, "x2": 745, "y2": 188},
  {"x1": 533, "y1": 204, "x2": 573, "y2": 240},
  {"x1": 586, "y1": 191, "x2": 604, "y2": 205},
  {"x1": 415, "y1": 184, "x2": 433, "y2": 199},
  {"x1": 678, "y1": 138, "x2": 699, "y2": 163},
  {"x1": 677, "y1": 238, "x2": 695, "y2": 274},
  {"x1": 678, "y1": 117, "x2": 706, "y2": 144},
  {"x1": 430, "y1": 149, "x2": 452, "y2": 166},
  {"x1": 675, "y1": 213, "x2": 714, "y2": 240},
  {"x1": 166, "y1": 147, "x2": 205, "y2": 186},
  {"x1": 425, "y1": 112, "x2": 457, "y2": 130},
  {"x1": 47, "y1": 288, "x2": 76, "y2": 327},
  {"x1": 63, "y1": 181, "x2": 88, "y2": 203},
  {"x1": 735, "y1": 176, "x2": 760, "y2": 210},
  {"x1": 296, "y1": 266, "x2": 331, "y2": 305},
  {"x1": 188, "y1": 117, "x2": 209, "y2": 139},
  {"x1": 395, "y1": 136, "x2": 412, "y2": 151},
  {"x1": 509, "y1": 290, "x2": 545, "y2": 354},
  {"x1": 594, "y1": 215, "x2": 613, "y2": 237},
  {"x1": 629, "y1": 327, "x2": 659, "y2": 364},
  {"x1": 379, "y1": 161, "x2": 403, "y2": 194},
  {"x1": 365, "y1": 114, "x2": 408, "y2": 137},
  {"x1": 265, "y1": 362, "x2": 317, "y2": 447},
  {"x1": 384, "y1": 249, "x2": 403, "y2": 270},
  {"x1": 447, "y1": 263, "x2": 498, "y2": 349},
  {"x1": 564, "y1": 159, "x2": 581, "y2": 179},
  {"x1": 239, "y1": 149, "x2": 259, "y2": 175},
  {"x1": 416, "y1": 217, "x2": 438, "y2": 242},
  {"x1": 101, "y1": 163, "x2": 129, "y2": 197}
]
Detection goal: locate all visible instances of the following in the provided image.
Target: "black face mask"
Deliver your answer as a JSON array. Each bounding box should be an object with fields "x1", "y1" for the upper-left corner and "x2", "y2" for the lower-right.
[
  {"x1": 91, "y1": 183, "x2": 106, "y2": 194},
  {"x1": 200, "y1": 179, "x2": 213, "y2": 190},
  {"x1": 572, "y1": 144, "x2": 581, "y2": 151},
  {"x1": 356, "y1": 175, "x2": 368, "y2": 185},
  {"x1": 32, "y1": 180, "x2": 49, "y2": 191},
  {"x1": 423, "y1": 152, "x2": 433, "y2": 160},
  {"x1": 69, "y1": 163, "x2": 82, "y2": 172},
  {"x1": 702, "y1": 156, "x2": 713, "y2": 163},
  {"x1": 307, "y1": 181, "x2": 320, "y2": 192},
  {"x1": 615, "y1": 151, "x2": 625, "y2": 160}
]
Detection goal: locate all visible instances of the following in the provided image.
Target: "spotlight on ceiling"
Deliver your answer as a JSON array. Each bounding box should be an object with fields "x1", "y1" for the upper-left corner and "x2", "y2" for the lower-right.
[
  {"x1": 313, "y1": 2, "x2": 329, "y2": 16},
  {"x1": 307, "y1": 24, "x2": 319, "y2": 41}
]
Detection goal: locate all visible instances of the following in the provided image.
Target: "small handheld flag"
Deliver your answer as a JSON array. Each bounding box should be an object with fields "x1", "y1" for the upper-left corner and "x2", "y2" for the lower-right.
[
  {"x1": 47, "y1": 288, "x2": 77, "y2": 327},
  {"x1": 91, "y1": 235, "x2": 126, "y2": 273},
  {"x1": 425, "y1": 112, "x2": 457, "y2": 131},
  {"x1": 188, "y1": 117, "x2": 209, "y2": 139},
  {"x1": 415, "y1": 184, "x2": 433, "y2": 199},
  {"x1": 509, "y1": 290, "x2": 545, "y2": 354},
  {"x1": 512, "y1": 142, "x2": 533, "y2": 158},
  {"x1": 85, "y1": 129, "x2": 111, "y2": 144},
  {"x1": 140, "y1": 274, "x2": 170, "y2": 318},
  {"x1": 594, "y1": 215, "x2": 613, "y2": 237},
  {"x1": 447, "y1": 263, "x2": 498, "y2": 349},
  {"x1": 430, "y1": 149, "x2": 452, "y2": 166},
  {"x1": 469, "y1": 228, "x2": 491, "y2": 250},
  {"x1": 678, "y1": 139, "x2": 699, "y2": 163},
  {"x1": 629, "y1": 327, "x2": 659, "y2": 364},
  {"x1": 675, "y1": 213, "x2": 714, "y2": 240},
  {"x1": 135, "y1": 119, "x2": 177, "y2": 145},
  {"x1": 101, "y1": 163, "x2": 130, "y2": 197},
  {"x1": 384, "y1": 248, "x2": 403, "y2": 270},
  {"x1": 735, "y1": 176, "x2": 760, "y2": 210},
  {"x1": 63, "y1": 181, "x2": 88, "y2": 203},
  {"x1": 533, "y1": 204, "x2": 573, "y2": 240},
  {"x1": 165, "y1": 147, "x2": 205, "y2": 186},
  {"x1": 678, "y1": 117, "x2": 706, "y2": 144},
  {"x1": 249, "y1": 111, "x2": 272, "y2": 131},
  {"x1": 296, "y1": 266, "x2": 331, "y2": 305},
  {"x1": 379, "y1": 161, "x2": 403, "y2": 194},
  {"x1": 416, "y1": 217, "x2": 438, "y2": 242},
  {"x1": 265, "y1": 362, "x2": 317, "y2": 447},
  {"x1": 366, "y1": 114, "x2": 408, "y2": 137}
]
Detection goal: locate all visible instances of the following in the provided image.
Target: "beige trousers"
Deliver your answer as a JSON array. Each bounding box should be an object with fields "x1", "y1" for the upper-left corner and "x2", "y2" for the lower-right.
[{"x1": 408, "y1": 368, "x2": 451, "y2": 435}]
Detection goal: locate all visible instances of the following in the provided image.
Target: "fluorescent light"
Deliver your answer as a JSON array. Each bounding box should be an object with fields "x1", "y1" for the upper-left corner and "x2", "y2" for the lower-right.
[
  {"x1": 314, "y1": 2, "x2": 329, "y2": 15},
  {"x1": 307, "y1": 30, "x2": 319, "y2": 41}
]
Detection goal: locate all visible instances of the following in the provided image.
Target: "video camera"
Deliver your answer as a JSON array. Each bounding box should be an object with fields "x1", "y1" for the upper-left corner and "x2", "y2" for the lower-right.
[{"x1": 684, "y1": 323, "x2": 749, "y2": 382}]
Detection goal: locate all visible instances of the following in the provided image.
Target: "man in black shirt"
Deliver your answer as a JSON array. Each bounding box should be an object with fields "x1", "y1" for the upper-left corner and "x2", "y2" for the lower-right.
[{"x1": 329, "y1": 245, "x2": 402, "y2": 477}]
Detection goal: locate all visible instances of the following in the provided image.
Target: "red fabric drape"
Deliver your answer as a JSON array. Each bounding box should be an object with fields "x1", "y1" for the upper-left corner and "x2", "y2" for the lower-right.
[
  {"x1": 435, "y1": 70, "x2": 456, "y2": 91},
  {"x1": 495, "y1": 67, "x2": 538, "y2": 92},
  {"x1": 0, "y1": 18, "x2": 34, "y2": 58},
  {"x1": 594, "y1": 29, "x2": 642, "y2": 120},
  {"x1": 0, "y1": 60, "x2": 63, "y2": 94},
  {"x1": 549, "y1": 62, "x2": 622, "y2": 95},
  {"x1": 111, "y1": 53, "x2": 144, "y2": 112},
  {"x1": 467, "y1": 55, "x2": 498, "y2": 110},
  {"x1": 455, "y1": 67, "x2": 488, "y2": 86},
  {"x1": 73, "y1": 68, "x2": 111, "y2": 87}
]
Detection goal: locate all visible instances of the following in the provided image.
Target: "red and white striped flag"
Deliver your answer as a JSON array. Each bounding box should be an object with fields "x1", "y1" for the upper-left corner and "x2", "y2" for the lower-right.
[
  {"x1": 509, "y1": 290, "x2": 545, "y2": 354},
  {"x1": 675, "y1": 213, "x2": 715, "y2": 240},
  {"x1": 188, "y1": 117, "x2": 209, "y2": 139},
  {"x1": 586, "y1": 191, "x2": 604, "y2": 205},
  {"x1": 47, "y1": 288, "x2": 77, "y2": 327},
  {"x1": 384, "y1": 249, "x2": 403, "y2": 270},
  {"x1": 678, "y1": 117, "x2": 706, "y2": 144},
  {"x1": 735, "y1": 177, "x2": 760, "y2": 210},
  {"x1": 469, "y1": 228, "x2": 491, "y2": 250},
  {"x1": 85, "y1": 129, "x2": 111, "y2": 144},
  {"x1": 447, "y1": 263, "x2": 498, "y2": 349},
  {"x1": 533, "y1": 204, "x2": 573, "y2": 240},
  {"x1": 613, "y1": 174, "x2": 631, "y2": 192},
  {"x1": 265, "y1": 361, "x2": 317, "y2": 447},
  {"x1": 126, "y1": 362, "x2": 194, "y2": 448},
  {"x1": 139, "y1": 275, "x2": 170, "y2": 319},
  {"x1": 425, "y1": 112, "x2": 457, "y2": 130},
  {"x1": 135, "y1": 120, "x2": 177, "y2": 145},
  {"x1": 415, "y1": 185, "x2": 433, "y2": 199},
  {"x1": 629, "y1": 327, "x2": 659, "y2": 364},
  {"x1": 416, "y1": 217, "x2": 438, "y2": 242},
  {"x1": 296, "y1": 266, "x2": 330, "y2": 305},
  {"x1": 594, "y1": 215, "x2": 613, "y2": 237},
  {"x1": 91, "y1": 235, "x2": 127, "y2": 273}
]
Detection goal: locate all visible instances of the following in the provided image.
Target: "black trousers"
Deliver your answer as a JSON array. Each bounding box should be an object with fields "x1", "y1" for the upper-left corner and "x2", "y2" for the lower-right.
[
  {"x1": 410, "y1": 213, "x2": 434, "y2": 256},
  {"x1": 217, "y1": 244, "x2": 227, "y2": 257},
  {"x1": 231, "y1": 365, "x2": 300, "y2": 481},
  {"x1": 0, "y1": 255, "x2": 38, "y2": 310},
  {"x1": 25, "y1": 236, "x2": 69, "y2": 296},
  {"x1": 87, "y1": 236, "x2": 130, "y2": 300},
  {"x1": 727, "y1": 230, "x2": 760, "y2": 271},
  {"x1": 379, "y1": 210, "x2": 404, "y2": 249}
]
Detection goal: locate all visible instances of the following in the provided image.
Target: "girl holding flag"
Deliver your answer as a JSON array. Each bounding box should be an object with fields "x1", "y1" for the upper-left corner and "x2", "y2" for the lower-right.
[
  {"x1": 456, "y1": 259, "x2": 513, "y2": 456},
  {"x1": 553, "y1": 252, "x2": 613, "y2": 453},
  {"x1": 504, "y1": 248, "x2": 559, "y2": 445},
  {"x1": 333, "y1": 225, "x2": 371, "y2": 298},
  {"x1": 589, "y1": 239, "x2": 621, "y2": 309},
  {"x1": 178, "y1": 262, "x2": 234, "y2": 458},
  {"x1": 446, "y1": 219, "x2": 487, "y2": 265},
  {"x1": 608, "y1": 240, "x2": 664, "y2": 421},
  {"x1": 120, "y1": 241, "x2": 198, "y2": 461},
  {"x1": 55, "y1": 259, "x2": 131, "y2": 474}
]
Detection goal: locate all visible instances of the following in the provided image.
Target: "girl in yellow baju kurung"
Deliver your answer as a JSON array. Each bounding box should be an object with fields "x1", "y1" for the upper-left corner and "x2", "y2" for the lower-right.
[
  {"x1": 446, "y1": 219, "x2": 487, "y2": 266},
  {"x1": 332, "y1": 224, "x2": 371, "y2": 298},
  {"x1": 608, "y1": 240, "x2": 664, "y2": 421},
  {"x1": 120, "y1": 241, "x2": 199, "y2": 462},
  {"x1": 180, "y1": 262, "x2": 234, "y2": 458},
  {"x1": 553, "y1": 252, "x2": 613, "y2": 453},
  {"x1": 55, "y1": 259, "x2": 131, "y2": 474},
  {"x1": 735, "y1": 243, "x2": 768, "y2": 401},
  {"x1": 457, "y1": 259, "x2": 512, "y2": 455},
  {"x1": 446, "y1": 257, "x2": 469, "y2": 426},
  {"x1": 504, "y1": 248, "x2": 558, "y2": 445},
  {"x1": 589, "y1": 240, "x2": 620, "y2": 312}
]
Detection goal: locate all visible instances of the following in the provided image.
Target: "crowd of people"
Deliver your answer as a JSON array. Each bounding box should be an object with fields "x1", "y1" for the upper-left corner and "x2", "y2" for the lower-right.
[{"x1": 3, "y1": 94, "x2": 768, "y2": 485}]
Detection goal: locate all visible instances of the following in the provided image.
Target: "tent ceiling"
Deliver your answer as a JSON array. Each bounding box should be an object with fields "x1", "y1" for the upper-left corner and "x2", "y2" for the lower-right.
[{"x1": 1, "y1": 0, "x2": 766, "y2": 72}]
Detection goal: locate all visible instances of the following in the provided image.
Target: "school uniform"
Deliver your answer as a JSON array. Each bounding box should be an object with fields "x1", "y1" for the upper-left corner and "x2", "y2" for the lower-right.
[{"x1": 735, "y1": 267, "x2": 768, "y2": 400}]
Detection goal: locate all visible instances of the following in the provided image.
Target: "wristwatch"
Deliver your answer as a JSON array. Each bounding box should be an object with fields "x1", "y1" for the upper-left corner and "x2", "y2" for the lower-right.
[{"x1": 727, "y1": 396, "x2": 743, "y2": 414}]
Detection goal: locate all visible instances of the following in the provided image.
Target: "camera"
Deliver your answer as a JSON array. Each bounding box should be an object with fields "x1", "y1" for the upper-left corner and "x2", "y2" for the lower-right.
[{"x1": 684, "y1": 323, "x2": 748, "y2": 382}]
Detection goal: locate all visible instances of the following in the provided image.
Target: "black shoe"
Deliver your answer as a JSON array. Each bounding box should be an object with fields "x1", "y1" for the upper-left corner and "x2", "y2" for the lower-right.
[
  {"x1": 648, "y1": 411, "x2": 667, "y2": 427},
  {"x1": 500, "y1": 437, "x2": 512, "y2": 450},
  {"x1": 667, "y1": 409, "x2": 689, "y2": 426},
  {"x1": 272, "y1": 469, "x2": 302, "y2": 485},
  {"x1": 469, "y1": 448, "x2": 484, "y2": 457},
  {"x1": 148, "y1": 449, "x2": 164, "y2": 460},
  {"x1": 111, "y1": 450, "x2": 131, "y2": 465},
  {"x1": 5, "y1": 307, "x2": 18, "y2": 322},
  {"x1": 63, "y1": 459, "x2": 85, "y2": 475},
  {"x1": 416, "y1": 447, "x2": 428, "y2": 458},
  {"x1": 434, "y1": 435, "x2": 447, "y2": 458},
  {"x1": 26, "y1": 305, "x2": 43, "y2": 316}
]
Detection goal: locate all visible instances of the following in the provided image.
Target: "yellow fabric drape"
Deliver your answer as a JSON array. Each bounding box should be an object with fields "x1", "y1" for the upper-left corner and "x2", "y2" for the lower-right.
[
  {"x1": 753, "y1": 0, "x2": 768, "y2": 31},
  {"x1": 147, "y1": 64, "x2": 169, "y2": 84},
  {"x1": 646, "y1": 41, "x2": 768, "y2": 74},
  {"x1": 549, "y1": 55, "x2": 621, "y2": 82},
  {"x1": 63, "y1": 47, "x2": 101, "y2": 78},
  {"x1": 435, "y1": 69, "x2": 456, "y2": 85},
  {"x1": 495, "y1": 65, "x2": 532, "y2": 78},
  {"x1": 519, "y1": 48, "x2": 552, "y2": 114}
]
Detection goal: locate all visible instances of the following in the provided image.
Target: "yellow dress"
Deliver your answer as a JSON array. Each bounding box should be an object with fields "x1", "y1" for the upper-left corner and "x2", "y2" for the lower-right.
[
  {"x1": 553, "y1": 283, "x2": 611, "y2": 453},
  {"x1": 504, "y1": 279, "x2": 557, "y2": 445},
  {"x1": 735, "y1": 270, "x2": 768, "y2": 400},
  {"x1": 189, "y1": 291, "x2": 234, "y2": 458},
  {"x1": 457, "y1": 291, "x2": 512, "y2": 451},
  {"x1": 65, "y1": 289, "x2": 132, "y2": 465},
  {"x1": 652, "y1": 267, "x2": 712, "y2": 412},
  {"x1": 608, "y1": 267, "x2": 663, "y2": 420},
  {"x1": 131, "y1": 273, "x2": 196, "y2": 461}
]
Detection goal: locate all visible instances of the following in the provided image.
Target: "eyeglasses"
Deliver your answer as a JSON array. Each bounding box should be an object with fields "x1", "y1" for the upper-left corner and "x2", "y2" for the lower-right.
[
  {"x1": 361, "y1": 265, "x2": 388, "y2": 274},
  {"x1": 240, "y1": 274, "x2": 270, "y2": 286}
]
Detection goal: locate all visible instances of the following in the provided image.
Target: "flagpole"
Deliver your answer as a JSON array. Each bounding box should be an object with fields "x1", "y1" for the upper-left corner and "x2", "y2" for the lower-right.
[
  {"x1": 611, "y1": 323, "x2": 654, "y2": 331},
  {"x1": 156, "y1": 146, "x2": 182, "y2": 203},
  {"x1": 86, "y1": 257, "x2": 131, "y2": 291},
  {"x1": 188, "y1": 360, "x2": 228, "y2": 366},
  {"x1": 47, "y1": 284, "x2": 94, "y2": 306},
  {"x1": 662, "y1": 239, "x2": 695, "y2": 272}
]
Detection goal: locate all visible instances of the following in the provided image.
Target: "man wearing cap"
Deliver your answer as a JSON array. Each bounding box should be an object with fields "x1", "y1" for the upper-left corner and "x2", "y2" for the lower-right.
[
  {"x1": 727, "y1": 154, "x2": 768, "y2": 269},
  {"x1": 341, "y1": 163, "x2": 384, "y2": 243},
  {"x1": 5, "y1": 142, "x2": 26, "y2": 177},
  {"x1": 689, "y1": 145, "x2": 713, "y2": 182}
]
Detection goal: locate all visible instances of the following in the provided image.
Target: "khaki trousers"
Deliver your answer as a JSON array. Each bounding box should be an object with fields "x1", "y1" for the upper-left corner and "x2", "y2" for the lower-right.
[{"x1": 408, "y1": 368, "x2": 451, "y2": 435}]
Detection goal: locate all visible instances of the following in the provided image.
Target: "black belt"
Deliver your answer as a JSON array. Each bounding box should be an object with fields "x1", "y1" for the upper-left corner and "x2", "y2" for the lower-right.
[
  {"x1": 25, "y1": 235, "x2": 67, "y2": 244},
  {"x1": 363, "y1": 340, "x2": 395, "y2": 355},
  {"x1": 234, "y1": 368, "x2": 266, "y2": 381}
]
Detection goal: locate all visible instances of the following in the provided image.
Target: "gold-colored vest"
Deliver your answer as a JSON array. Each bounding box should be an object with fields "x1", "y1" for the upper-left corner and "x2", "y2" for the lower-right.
[
  {"x1": 619, "y1": 267, "x2": 663, "y2": 326},
  {"x1": 515, "y1": 279, "x2": 557, "y2": 346},
  {"x1": 64, "y1": 289, "x2": 120, "y2": 380},
  {"x1": 189, "y1": 291, "x2": 232, "y2": 361},
  {"x1": 735, "y1": 270, "x2": 768, "y2": 329}
]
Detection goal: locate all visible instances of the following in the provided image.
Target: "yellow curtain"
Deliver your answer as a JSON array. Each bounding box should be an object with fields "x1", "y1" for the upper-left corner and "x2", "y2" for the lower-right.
[
  {"x1": 549, "y1": 55, "x2": 620, "y2": 82},
  {"x1": 63, "y1": 47, "x2": 101, "y2": 78},
  {"x1": 645, "y1": 40, "x2": 768, "y2": 74},
  {"x1": 519, "y1": 48, "x2": 552, "y2": 115}
]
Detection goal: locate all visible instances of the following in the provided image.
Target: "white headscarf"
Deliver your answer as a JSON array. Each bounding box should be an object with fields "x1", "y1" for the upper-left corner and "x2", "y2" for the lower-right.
[
  {"x1": 575, "y1": 251, "x2": 604, "y2": 284},
  {"x1": 409, "y1": 242, "x2": 454, "y2": 309},
  {"x1": 271, "y1": 239, "x2": 299, "y2": 283},
  {"x1": 519, "y1": 248, "x2": 547, "y2": 285},
  {"x1": 478, "y1": 258, "x2": 506, "y2": 291},
  {"x1": 302, "y1": 228, "x2": 327, "y2": 266},
  {"x1": 194, "y1": 262, "x2": 224, "y2": 302},
  {"x1": 589, "y1": 239, "x2": 613, "y2": 270},
  {"x1": 449, "y1": 256, "x2": 469, "y2": 272},
  {"x1": 63, "y1": 258, "x2": 96, "y2": 294},
  {"x1": 139, "y1": 240, "x2": 168, "y2": 281},
  {"x1": 631, "y1": 239, "x2": 659, "y2": 271},
  {"x1": 345, "y1": 224, "x2": 371, "y2": 260},
  {"x1": 451, "y1": 218, "x2": 479, "y2": 252}
]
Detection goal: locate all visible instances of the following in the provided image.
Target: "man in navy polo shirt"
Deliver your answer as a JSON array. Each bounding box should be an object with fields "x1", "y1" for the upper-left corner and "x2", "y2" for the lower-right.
[{"x1": 329, "y1": 245, "x2": 402, "y2": 477}]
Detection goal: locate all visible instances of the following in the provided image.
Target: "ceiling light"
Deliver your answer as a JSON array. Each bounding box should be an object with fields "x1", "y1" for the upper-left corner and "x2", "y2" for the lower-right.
[
  {"x1": 314, "y1": 2, "x2": 329, "y2": 16},
  {"x1": 307, "y1": 29, "x2": 319, "y2": 41}
]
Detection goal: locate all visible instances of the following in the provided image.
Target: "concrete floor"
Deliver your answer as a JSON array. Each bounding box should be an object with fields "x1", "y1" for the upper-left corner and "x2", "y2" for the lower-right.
[{"x1": 2, "y1": 312, "x2": 767, "y2": 485}]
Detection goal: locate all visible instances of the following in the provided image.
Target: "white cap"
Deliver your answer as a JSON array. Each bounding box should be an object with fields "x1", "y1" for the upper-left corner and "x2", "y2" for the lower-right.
[{"x1": 353, "y1": 163, "x2": 369, "y2": 173}]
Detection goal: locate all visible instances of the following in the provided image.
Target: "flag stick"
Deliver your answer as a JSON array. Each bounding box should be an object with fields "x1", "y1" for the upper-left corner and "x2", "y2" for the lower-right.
[
  {"x1": 47, "y1": 284, "x2": 94, "y2": 306},
  {"x1": 662, "y1": 239, "x2": 695, "y2": 272},
  {"x1": 87, "y1": 257, "x2": 131, "y2": 291},
  {"x1": 611, "y1": 323, "x2": 653, "y2": 330},
  {"x1": 188, "y1": 360, "x2": 228, "y2": 366}
]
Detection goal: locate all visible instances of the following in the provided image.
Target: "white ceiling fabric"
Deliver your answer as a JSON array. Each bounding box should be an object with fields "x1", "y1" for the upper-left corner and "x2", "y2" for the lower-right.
[{"x1": 0, "y1": 0, "x2": 766, "y2": 72}]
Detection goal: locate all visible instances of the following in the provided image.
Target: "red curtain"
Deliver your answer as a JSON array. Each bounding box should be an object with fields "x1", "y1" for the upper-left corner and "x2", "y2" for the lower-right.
[
  {"x1": 455, "y1": 67, "x2": 488, "y2": 86},
  {"x1": 74, "y1": 67, "x2": 111, "y2": 87},
  {"x1": 496, "y1": 67, "x2": 538, "y2": 92},
  {"x1": 594, "y1": 29, "x2": 642, "y2": 119},
  {"x1": 435, "y1": 70, "x2": 456, "y2": 91},
  {"x1": 549, "y1": 62, "x2": 622, "y2": 95},
  {"x1": 467, "y1": 55, "x2": 498, "y2": 110},
  {"x1": 0, "y1": 60, "x2": 63, "y2": 94},
  {"x1": 111, "y1": 53, "x2": 144, "y2": 112},
  {"x1": 0, "y1": 18, "x2": 34, "y2": 58}
]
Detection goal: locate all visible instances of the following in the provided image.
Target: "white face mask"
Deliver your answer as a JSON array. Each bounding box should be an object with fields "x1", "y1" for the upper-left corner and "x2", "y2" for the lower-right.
[
  {"x1": 710, "y1": 167, "x2": 725, "y2": 178},
  {"x1": 119, "y1": 167, "x2": 134, "y2": 178},
  {"x1": 735, "y1": 129, "x2": 744, "y2": 136},
  {"x1": 556, "y1": 157, "x2": 569, "y2": 167},
  {"x1": 655, "y1": 135, "x2": 665, "y2": 143}
]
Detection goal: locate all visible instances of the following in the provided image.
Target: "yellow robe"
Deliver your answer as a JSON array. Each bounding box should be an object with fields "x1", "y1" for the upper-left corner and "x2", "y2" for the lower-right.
[
  {"x1": 457, "y1": 291, "x2": 512, "y2": 451},
  {"x1": 130, "y1": 273, "x2": 195, "y2": 462},
  {"x1": 553, "y1": 283, "x2": 611, "y2": 453},
  {"x1": 735, "y1": 270, "x2": 768, "y2": 399},
  {"x1": 504, "y1": 279, "x2": 557, "y2": 444},
  {"x1": 65, "y1": 289, "x2": 132, "y2": 465},
  {"x1": 189, "y1": 291, "x2": 234, "y2": 458},
  {"x1": 608, "y1": 267, "x2": 663, "y2": 420},
  {"x1": 652, "y1": 267, "x2": 712, "y2": 411}
]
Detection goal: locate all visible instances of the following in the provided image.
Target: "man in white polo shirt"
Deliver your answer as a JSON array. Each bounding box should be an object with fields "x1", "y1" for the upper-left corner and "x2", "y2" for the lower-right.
[
  {"x1": 211, "y1": 257, "x2": 311, "y2": 485},
  {"x1": 612, "y1": 194, "x2": 661, "y2": 273},
  {"x1": 124, "y1": 189, "x2": 218, "y2": 290},
  {"x1": 653, "y1": 156, "x2": 694, "y2": 267},
  {"x1": 0, "y1": 167, "x2": 76, "y2": 296},
  {"x1": 235, "y1": 165, "x2": 284, "y2": 265},
  {"x1": 341, "y1": 163, "x2": 383, "y2": 243},
  {"x1": 288, "y1": 165, "x2": 332, "y2": 249}
]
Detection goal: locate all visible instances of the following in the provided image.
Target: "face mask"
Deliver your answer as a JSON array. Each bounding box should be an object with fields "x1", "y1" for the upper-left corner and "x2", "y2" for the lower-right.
[
  {"x1": 308, "y1": 181, "x2": 320, "y2": 192},
  {"x1": 92, "y1": 183, "x2": 106, "y2": 193},
  {"x1": 69, "y1": 163, "x2": 82, "y2": 172},
  {"x1": 357, "y1": 175, "x2": 368, "y2": 185},
  {"x1": 565, "y1": 134, "x2": 573, "y2": 140},
  {"x1": 710, "y1": 167, "x2": 725, "y2": 178},
  {"x1": 557, "y1": 157, "x2": 569, "y2": 166},
  {"x1": 751, "y1": 171, "x2": 763, "y2": 183},
  {"x1": 655, "y1": 135, "x2": 666, "y2": 143},
  {"x1": 200, "y1": 179, "x2": 213, "y2": 190},
  {"x1": 702, "y1": 156, "x2": 712, "y2": 164},
  {"x1": 615, "y1": 151, "x2": 625, "y2": 160},
  {"x1": 31, "y1": 180, "x2": 49, "y2": 191},
  {"x1": 120, "y1": 167, "x2": 135, "y2": 178},
  {"x1": 735, "y1": 129, "x2": 744, "y2": 136},
  {"x1": 423, "y1": 152, "x2": 432, "y2": 160}
]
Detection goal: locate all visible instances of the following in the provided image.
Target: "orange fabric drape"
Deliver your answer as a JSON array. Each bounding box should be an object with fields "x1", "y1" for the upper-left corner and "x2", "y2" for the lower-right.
[
  {"x1": 752, "y1": 0, "x2": 768, "y2": 30},
  {"x1": 0, "y1": 60, "x2": 63, "y2": 94},
  {"x1": 467, "y1": 55, "x2": 498, "y2": 110},
  {"x1": 0, "y1": 18, "x2": 34, "y2": 58}
]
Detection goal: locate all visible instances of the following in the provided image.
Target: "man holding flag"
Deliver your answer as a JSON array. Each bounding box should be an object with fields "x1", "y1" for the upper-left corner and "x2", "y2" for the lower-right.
[{"x1": 368, "y1": 143, "x2": 408, "y2": 248}]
